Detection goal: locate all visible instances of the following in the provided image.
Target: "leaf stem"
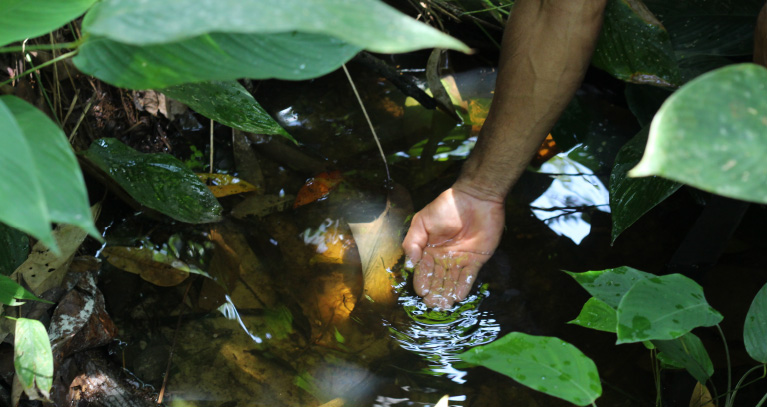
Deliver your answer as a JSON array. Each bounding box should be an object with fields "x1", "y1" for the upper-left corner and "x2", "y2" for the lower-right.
[
  {"x1": 756, "y1": 391, "x2": 767, "y2": 407},
  {"x1": 716, "y1": 324, "x2": 732, "y2": 407},
  {"x1": 0, "y1": 41, "x2": 80, "y2": 53},
  {"x1": 728, "y1": 364, "x2": 766, "y2": 406},
  {"x1": 0, "y1": 50, "x2": 78, "y2": 88}
]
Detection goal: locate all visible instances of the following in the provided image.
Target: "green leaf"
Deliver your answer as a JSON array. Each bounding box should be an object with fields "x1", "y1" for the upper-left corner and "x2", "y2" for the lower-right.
[
  {"x1": 74, "y1": 33, "x2": 361, "y2": 89},
  {"x1": 630, "y1": 64, "x2": 767, "y2": 204},
  {"x1": 161, "y1": 81, "x2": 294, "y2": 142},
  {"x1": 82, "y1": 0, "x2": 469, "y2": 53},
  {"x1": 0, "y1": 0, "x2": 96, "y2": 47},
  {"x1": 616, "y1": 274, "x2": 723, "y2": 344},
  {"x1": 0, "y1": 275, "x2": 50, "y2": 306},
  {"x1": 458, "y1": 332, "x2": 602, "y2": 406},
  {"x1": 0, "y1": 223, "x2": 28, "y2": 276},
  {"x1": 82, "y1": 138, "x2": 222, "y2": 223},
  {"x1": 624, "y1": 84, "x2": 673, "y2": 127},
  {"x1": 609, "y1": 127, "x2": 681, "y2": 243},
  {"x1": 0, "y1": 96, "x2": 99, "y2": 254},
  {"x1": 14, "y1": 318, "x2": 53, "y2": 400},
  {"x1": 654, "y1": 332, "x2": 714, "y2": 383},
  {"x1": 565, "y1": 266, "x2": 655, "y2": 308},
  {"x1": 744, "y1": 282, "x2": 767, "y2": 363},
  {"x1": 569, "y1": 297, "x2": 618, "y2": 333},
  {"x1": 592, "y1": 0, "x2": 680, "y2": 87}
]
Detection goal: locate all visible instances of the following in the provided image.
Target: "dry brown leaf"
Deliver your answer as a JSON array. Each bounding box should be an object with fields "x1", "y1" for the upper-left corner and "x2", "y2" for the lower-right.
[
  {"x1": 690, "y1": 382, "x2": 715, "y2": 407},
  {"x1": 348, "y1": 184, "x2": 412, "y2": 305},
  {"x1": 101, "y1": 246, "x2": 191, "y2": 287}
]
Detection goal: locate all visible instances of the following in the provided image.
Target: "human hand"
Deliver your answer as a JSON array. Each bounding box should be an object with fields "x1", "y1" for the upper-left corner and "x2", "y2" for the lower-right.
[{"x1": 402, "y1": 186, "x2": 505, "y2": 309}]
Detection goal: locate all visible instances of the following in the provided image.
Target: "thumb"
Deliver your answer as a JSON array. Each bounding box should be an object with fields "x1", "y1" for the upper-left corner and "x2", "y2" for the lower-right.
[{"x1": 402, "y1": 213, "x2": 427, "y2": 263}]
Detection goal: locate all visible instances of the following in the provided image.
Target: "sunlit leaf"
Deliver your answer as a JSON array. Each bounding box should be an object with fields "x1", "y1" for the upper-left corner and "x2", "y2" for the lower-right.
[
  {"x1": 0, "y1": 0, "x2": 97, "y2": 47},
  {"x1": 744, "y1": 282, "x2": 767, "y2": 363},
  {"x1": 616, "y1": 274, "x2": 722, "y2": 343},
  {"x1": 565, "y1": 266, "x2": 655, "y2": 308},
  {"x1": 630, "y1": 64, "x2": 767, "y2": 204},
  {"x1": 102, "y1": 246, "x2": 208, "y2": 286},
  {"x1": 0, "y1": 223, "x2": 28, "y2": 276},
  {"x1": 14, "y1": 318, "x2": 53, "y2": 401},
  {"x1": 569, "y1": 297, "x2": 618, "y2": 333},
  {"x1": 83, "y1": 138, "x2": 222, "y2": 223},
  {"x1": 653, "y1": 332, "x2": 713, "y2": 384},
  {"x1": 196, "y1": 173, "x2": 258, "y2": 198},
  {"x1": 162, "y1": 81, "x2": 293, "y2": 141},
  {"x1": 458, "y1": 332, "x2": 602, "y2": 406},
  {"x1": 0, "y1": 275, "x2": 49, "y2": 306}
]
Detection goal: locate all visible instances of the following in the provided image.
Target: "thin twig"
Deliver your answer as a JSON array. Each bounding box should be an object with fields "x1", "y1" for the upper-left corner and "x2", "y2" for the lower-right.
[
  {"x1": 68, "y1": 98, "x2": 93, "y2": 142},
  {"x1": 341, "y1": 64, "x2": 391, "y2": 183},
  {"x1": 209, "y1": 119, "x2": 214, "y2": 173},
  {"x1": 157, "y1": 279, "x2": 195, "y2": 404},
  {"x1": 0, "y1": 50, "x2": 77, "y2": 88}
]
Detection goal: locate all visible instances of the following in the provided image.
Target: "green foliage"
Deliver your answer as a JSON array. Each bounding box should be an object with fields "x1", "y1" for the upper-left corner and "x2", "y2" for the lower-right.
[
  {"x1": 0, "y1": 0, "x2": 96, "y2": 47},
  {"x1": 569, "y1": 297, "x2": 617, "y2": 333},
  {"x1": 0, "y1": 223, "x2": 28, "y2": 276},
  {"x1": 83, "y1": 138, "x2": 223, "y2": 223},
  {"x1": 0, "y1": 275, "x2": 50, "y2": 306},
  {"x1": 565, "y1": 266, "x2": 654, "y2": 308},
  {"x1": 459, "y1": 332, "x2": 602, "y2": 406},
  {"x1": 14, "y1": 318, "x2": 53, "y2": 400},
  {"x1": 744, "y1": 283, "x2": 767, "y2": 363},
  {"x1": 0, "y1": 96, "x2": 99, "y2": 254},
  {"x1": 631, "y1": 64, "x2": 767, "y2": 204},
  {"x1": 654, "y1": 333, "x2": 714, "y2": 383}
]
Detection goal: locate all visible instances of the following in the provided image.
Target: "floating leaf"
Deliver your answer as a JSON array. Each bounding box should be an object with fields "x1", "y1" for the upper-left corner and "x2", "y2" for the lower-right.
[
  {"x1": 0, "y1": 0, "x2": 97, "y2": 47},
  {"x1": 569, "y1": 297, "x2": 618, "y2": 333},
  {"x1": 565, "y1": 266, "x2": 655, "y2": 308},
  {"x1": 14, "y1": 318, "x2": 53, "y2": 401},
  {"x1": 197, "y1": 173, "x2": 258, "y2": 198},
  {"x1": 458, "y1": 332, "x2": 602, "y2": 406},
  {"x1": 83, "y1": 138, "x2": 222, "y2": 223},
  {"x1": 630, "y1": 64, "x2": 767, "y2": 204},
  {"x1": 0, "y1": 223, "x2": 28, "y2": 276},
  {"x1": 654, "y1": 332, "x2": 713, "y2": 384},
  {"x1": 616, "y1": 274, "x2": 722, "y2": 344},
  {"x1": 0, "y1": 276, "x2": 49, "y2": 306},
  {"x1": 744, "y1": 282, "x2": 767, "y2": 363},
  {"x1": 162, "y1": 81, "x2": 293, "y2": 141},
  {"x1": 102, "y1": 246, "x2": 207, "y2": 286},
  {"x1": 610, "y1": 127, "x2": 681, "y2": 243},
  {"x1": 294, "y1": 171, "x2": 344, "y2": 208}
]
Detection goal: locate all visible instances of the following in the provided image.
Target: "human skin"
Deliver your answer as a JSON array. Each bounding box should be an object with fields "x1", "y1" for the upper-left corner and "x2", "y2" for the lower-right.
[{"x1": 402, "y1": 0, "x2": 608, "y2": 309}]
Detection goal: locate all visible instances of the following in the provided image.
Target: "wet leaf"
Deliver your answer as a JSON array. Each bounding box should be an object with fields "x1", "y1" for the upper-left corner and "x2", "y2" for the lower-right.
[
  {"x1": 0, "y1": 276, "x2": 50, "y2": 306},
  {"x1": 654, "y1": 333, "x2": 713, "y2": 384},
  {"x1": 14, "y1": 318, "x2": 53, "y2": 401},
  {"x1": 744, "y1": 282, "x2": 767, "y2": 363},
  {"x1": 458, "y1": 332, "x2": 602, "y2": 406},
  {"x1": 689, "y1": 382, "x2": 715, "y2": 407},
  {"x1": 82, "y1": 0, "x2": 468, "y2": 53},
  {"x1": 592, "y1": 0, "x2": 680, "y2": 86},
  {"x1": 294, "y1": 171, "x2": 344, "y2": 209},
  {"x1": 0, "y1": 0, "x2": 96, "y2": 46},
  {"x1": 197, "y1": 173, "x2": 258, "y2": 198},
  {"x1": 616, "y1": 274, "x2": 723, "y2": 343},
  {"x1": 630, "y1": 64, "x2": 767, "y2": 204},
  {"x1": 101, "y1": 246, "x2": 204, "y2": 287},
  {"x1": 610, "y1": 127, "x2": 681, "y2": 243},
  {"x1": 349, "y1": 184, "x2": 412, "y2": 304},
  {"x1": 0, "y1": 223, "x2": 28, "y2": 276},
  {"x1": 569, "y1": 297, "x2": 618, "y2": 333},
  {"x1": 0, "y1": 96, "x2": 99, "y2": 254},
  {"x1": 565, "y1": 266, "x2": 655, "y2": 308},
  {"x1": 162, "y1": 81, "x2": 294, "y2": 141},
  {"x1": 231, "y1": 194, "x2": 294, "y2": 219},
  {"x1": 83, "y1": 138, "x2": 222, "y2": 223}
]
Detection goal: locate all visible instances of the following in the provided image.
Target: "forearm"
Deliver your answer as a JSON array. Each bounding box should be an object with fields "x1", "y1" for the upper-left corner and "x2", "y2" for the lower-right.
[{"x1": 455, "y1": 0, "x2": 607, "y2": 201}]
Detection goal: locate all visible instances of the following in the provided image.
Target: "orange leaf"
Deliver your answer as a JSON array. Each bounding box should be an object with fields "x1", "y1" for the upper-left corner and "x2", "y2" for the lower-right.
[
  {"x1": 293, "y1": 170, "x2": 343, "y2": 208},
  {"x1": 197, "y1": 173, "x2": 258, "y2": 198}
]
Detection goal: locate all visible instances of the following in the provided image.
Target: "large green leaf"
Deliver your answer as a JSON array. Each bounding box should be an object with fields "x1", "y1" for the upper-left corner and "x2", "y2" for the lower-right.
[
  {"x1": 569, "y1": 297, "x2": 618, "y2": 333},
  {"x1": 630, "y1": 64, "x2": 767, "y2": 204},
  {"x1": 0, "y1": 275, "x2": 50, "y2": 306},
  {"x1": 0, "y1": 223, "x2": 28, "y2": 276},
  {"x1": 82, "y1": 0, "x2": 469, "y2": 53},
  {"x1": 616, "y1": 274, "x2": 722, "y2": 344},
  {"x1": 565, "y1": 266, "x2": 655, "y2": 308},
  {"x1": 14, "y1": 318, "x2": 53, "y2": 400},
  {"x1": 459, "y1": 332, "x2": 601, "y2": 406},
  {"x1": 161, "y1": 81, "x2": 293, "y2": 142},
  {"x1": 609, "y1": 127, "x2": 681, "y2": 243},
  {"x1": 0, "y1": 96, "x2": 98, "y2": 253},
  {"x1": 592, "y1": 0, "x2": 680, "y2": 86},
  {"x1": 744, "y1": 282, "x2": 767, "y2": 363},
  {"x1": 82, "y1": 138, "x2": 222, "y2": 223},
  {"x1": 654, "y1": 333, "x2": 713, "y2": 383},
  {"x1": 0, "y1": 0, "x2": 97, "y2": 47},
  {"x1": 74, "y1": 33, "x2": 361, "y2": 89}
]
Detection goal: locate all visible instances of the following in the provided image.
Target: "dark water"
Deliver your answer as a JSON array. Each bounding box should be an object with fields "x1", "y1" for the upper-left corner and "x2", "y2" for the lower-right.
[{"x1": 97, "y1": 62, "x2": 767, "y2": 407}]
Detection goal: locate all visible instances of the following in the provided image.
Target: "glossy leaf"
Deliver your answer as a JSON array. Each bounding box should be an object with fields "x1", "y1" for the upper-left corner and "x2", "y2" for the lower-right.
[
  {"x1": 616, "y1": 274, "x2": 723, "y2": 344},
  {"x1": 654, "y1": 332, "x2": 713, "y2": 383},
  {"x1": 83, "y1": 138, "x2": 222, "y2": 223},
  {"x1": 74, "y1": 33, "x2": 361, "y2": 89},
  {"x1": 458, "y1": 332, "x2": 602, "y2": 406},
  {"x1": 0, "y1": 0, "x2": 96, "y2": 47},
  {"x1": 162, "y1": 81, "x2": 293, "y2": 141},
  {"x1": 0, "y1": 223, "x2": 28, "y2": 275},
  {"x1": 592, "y1": 0, "x2": 680, "y2": 86},
  {"x1": 565, "y1": 266, "x2": 655, "y2": 308},
  {"x1": 569, "y1": 297, "x2": 618, "y2": 333},
  {"x1": 0, "y1": 275, "x2": 50, "y2": 306},
  {"x1": 14, "y1": 318, "x2": 53, "y2": 400},
  {"x1": 82, "y1": 0, "x2": 469, "y2": 53},
  {"x1": 0, "y1": 96, "x2": 98, "y2": 253},
  {"x1": 610, "y1": 127, "x2": 681, "y2": 243},
  {"x1": 630, "y1": 64, "x2": 767, "y2": 204},
  {"x1": 744, "y1": 282, "x2": 767, "y2": 363}
]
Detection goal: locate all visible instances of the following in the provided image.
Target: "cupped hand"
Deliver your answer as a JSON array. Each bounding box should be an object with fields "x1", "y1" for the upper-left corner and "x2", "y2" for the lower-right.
[{"x1": 402, "y1": 186, "x2": 505, "y2": 309}]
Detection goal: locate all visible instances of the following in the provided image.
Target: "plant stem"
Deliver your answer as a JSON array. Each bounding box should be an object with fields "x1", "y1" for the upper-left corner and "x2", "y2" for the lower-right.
[
  {"x1": 0, "y1": 50, "x2": 77, "y2": 88},
  {"x1": 756, "y1": 391, "x2": 767, "y2": 407},
  {"x1": 728, "y1": 364, "x2": 766, "y2": 407},
  {"x1": 0, "y1": 41, "x2": 79, "y2": 53},
  {"x1": 716, "y1": 324, "x2": 732, "y2": 407}
]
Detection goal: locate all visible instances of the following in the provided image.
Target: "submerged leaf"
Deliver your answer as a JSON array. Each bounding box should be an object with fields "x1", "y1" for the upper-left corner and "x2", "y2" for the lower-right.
[
  {"x1": 294, "y1": 171, "x2": 344, "y2": 208},
  {"x1": 231, "y1": 194, "x2": 294, "y2": 219},
  {"x1": 197, "y1": 173, "x2": 258, "y2": 198},
  {"x1": 14, "y1": 318, "x2": 53, "y2": 401},
  {"x1": 102, "y1": 246, "x2": 205, "y2": 287}
]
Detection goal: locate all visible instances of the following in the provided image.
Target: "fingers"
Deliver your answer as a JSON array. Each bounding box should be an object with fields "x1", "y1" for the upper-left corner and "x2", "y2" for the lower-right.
[
  {"x1": 455, "y1": 264, "x2": 481, "y2": 301},
  {"x1": 416, "y1": 252, "x2": 485, "y2": 309},
  {"x1": 402, "y1": 213, "x2": 428, "y2": 263},
  {"x1": 413, "y1": 252, "x2": 434, "y2": 296}
]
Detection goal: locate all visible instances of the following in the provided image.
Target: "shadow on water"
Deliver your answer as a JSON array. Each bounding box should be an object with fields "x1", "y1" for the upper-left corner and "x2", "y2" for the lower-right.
[{"x1": 97, "y1": 60, "x2": 766, "y2": 407}]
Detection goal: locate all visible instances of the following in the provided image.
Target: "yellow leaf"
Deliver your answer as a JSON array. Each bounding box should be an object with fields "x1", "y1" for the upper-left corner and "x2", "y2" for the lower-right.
[
  {"x1": 690, "y1": 382, "x2": 715, "y2": 407},
  {"x1": 197, "y1": 173, "x2": 258, "y2": 197}
]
